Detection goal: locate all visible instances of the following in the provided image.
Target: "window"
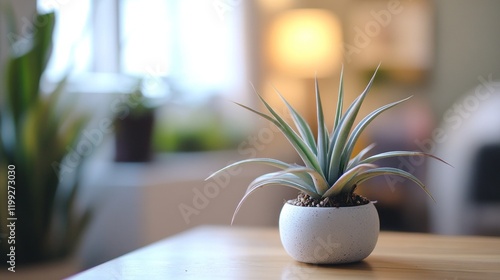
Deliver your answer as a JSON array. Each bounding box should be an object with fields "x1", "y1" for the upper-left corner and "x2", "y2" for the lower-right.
[
  {"x1": 39, "y1": 0, "x2": 93, "y2": 82},
  {"x1": 40, "y1": 0, "x2": 248, "y2": 101}
]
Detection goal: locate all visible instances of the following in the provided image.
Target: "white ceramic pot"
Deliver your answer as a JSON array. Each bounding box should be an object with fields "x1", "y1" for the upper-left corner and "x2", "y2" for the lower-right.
[{"x1": 279, "y1": 202, "x2": 379, "y2": 264}]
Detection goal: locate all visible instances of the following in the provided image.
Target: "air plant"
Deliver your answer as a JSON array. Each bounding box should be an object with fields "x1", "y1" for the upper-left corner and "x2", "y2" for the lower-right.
[{"x1": 207, "y1": 65, "x2": 447, "y2": 223}]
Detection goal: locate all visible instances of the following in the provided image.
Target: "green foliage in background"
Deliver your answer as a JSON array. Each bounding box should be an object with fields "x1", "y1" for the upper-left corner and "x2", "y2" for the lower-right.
[
  {"x1": 0, "y1": 11, "x2": 91, "y2": 264},
  {"x1": 153, "y1": 105, "x2": 242, "y2": 152}
]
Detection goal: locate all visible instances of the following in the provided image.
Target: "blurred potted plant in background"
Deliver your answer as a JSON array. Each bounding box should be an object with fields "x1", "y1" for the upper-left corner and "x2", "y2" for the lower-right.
[
  {"x1": 0, "y1": 11, "x2": 91, "y2": 265},
  {"x1": 113, "y1": 85, "x2": 157, "y2": 162}
]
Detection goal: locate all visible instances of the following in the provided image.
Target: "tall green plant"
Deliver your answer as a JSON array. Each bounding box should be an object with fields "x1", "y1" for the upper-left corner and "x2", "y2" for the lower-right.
[{"x1": 0, "y1": 11, "x2": 91, "y2": 264}]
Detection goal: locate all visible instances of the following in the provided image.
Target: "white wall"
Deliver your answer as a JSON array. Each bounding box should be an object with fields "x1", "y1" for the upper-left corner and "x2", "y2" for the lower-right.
[{"x1": 430, "y1": 0, "x2": 500, "y2": 114}]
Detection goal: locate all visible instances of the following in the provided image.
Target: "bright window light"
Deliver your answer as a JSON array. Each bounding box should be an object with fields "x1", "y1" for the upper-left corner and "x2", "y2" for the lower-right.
[
  {"x1": 40, "y1": 0, "x2": 246, "y2": 102},
  {"x1": 120, "y1": 0, "x2": 170, "y2": 77},
  {"x1": 38, "y1": 0, "x2": 93, "y2": 81}
]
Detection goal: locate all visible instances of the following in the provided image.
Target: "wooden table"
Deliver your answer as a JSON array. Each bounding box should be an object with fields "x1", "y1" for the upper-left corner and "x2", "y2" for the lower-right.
[{"x1": 68, "y1": 226, "x2": 500, "y2": 279}]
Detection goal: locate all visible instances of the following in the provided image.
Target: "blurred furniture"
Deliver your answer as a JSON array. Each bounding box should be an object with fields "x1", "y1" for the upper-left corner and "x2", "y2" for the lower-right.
[
  {"x1": 69, "y1": 226, "x2": 500, "y2": 279},
  {"x1": 469, "y1": 143, "x2": 500, "y2": 204},
  {"x1": 428, "y1": 83, "x2": 500, "y2": 235},
  {"x1": 78, "y1": 149, "x2": 297, "y2": 269}
]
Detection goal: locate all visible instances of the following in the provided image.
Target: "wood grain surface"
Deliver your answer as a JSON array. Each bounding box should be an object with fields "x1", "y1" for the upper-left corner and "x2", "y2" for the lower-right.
[{"x1": 69, "y1": 226, "x2": 500, "y2": 279}]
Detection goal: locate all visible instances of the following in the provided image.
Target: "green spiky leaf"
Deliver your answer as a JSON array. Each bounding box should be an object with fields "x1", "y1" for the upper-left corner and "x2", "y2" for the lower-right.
[
  {"x1": 206, "y1": 158, "x2": 292, "y2": 181},
  {"x1": 274, "y1": 87, "x2": 317, "y2": 155},
  {"x1": 327, "y1": 64, "x2": 380, "y2": 184},
  {"x1": 333, "y1": 64, "x2": 344, "y2": 131},
  {"x1": 315, "y1": 77, "x2": 329, "y2": 176},
  {"x1": 232, "y1": 172, "x2": 320, "y2": 224},
  {"x1": 278, "y1": 166, "x2": 329, "y2": 195},
  {"x1": 323, "y1": 163, "x2": 377, "y2": 197},
  {"x1": 350, "y1": 167, "x2": 436, "y2": 202},
  {"x1": 340, "y1": 96, "x2": 412, "y2": 172}
]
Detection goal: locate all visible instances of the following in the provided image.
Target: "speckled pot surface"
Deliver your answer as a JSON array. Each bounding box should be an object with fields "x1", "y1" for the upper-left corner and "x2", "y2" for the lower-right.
[{"x1": 279, "y1": 202, "x2": 379, "y2": 264}]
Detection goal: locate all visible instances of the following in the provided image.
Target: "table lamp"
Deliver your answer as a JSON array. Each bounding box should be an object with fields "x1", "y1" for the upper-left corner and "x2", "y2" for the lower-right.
[
  {"x1": 267, "y1": 9, "x2": 343, "y2": 78},
  {"x1": 266, "y1": 9, "x2": 343, "y2": 130}
]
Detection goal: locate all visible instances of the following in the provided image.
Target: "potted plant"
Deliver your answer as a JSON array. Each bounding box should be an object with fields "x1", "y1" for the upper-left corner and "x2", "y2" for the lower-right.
[
  {"x1": 114, "y1": 86, "x2": 157, "y2": 162},
  {"x1": 207, "y1": 66, "x2": 447, "y2": 264},
  {"x1": 0, "y1": 11, "x2": 91, "y2": 265}
]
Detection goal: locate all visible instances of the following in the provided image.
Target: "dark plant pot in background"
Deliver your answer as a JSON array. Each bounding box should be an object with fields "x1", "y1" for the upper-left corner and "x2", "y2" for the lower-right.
[{"x1": 114, "y1": 111, "x2": 155, "y2": 162}]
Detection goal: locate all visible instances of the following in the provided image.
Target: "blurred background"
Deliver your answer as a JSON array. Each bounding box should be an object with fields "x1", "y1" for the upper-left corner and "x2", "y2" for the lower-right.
[{"x1": 1, "y1": 0, "x2": 500, "y2": 277}]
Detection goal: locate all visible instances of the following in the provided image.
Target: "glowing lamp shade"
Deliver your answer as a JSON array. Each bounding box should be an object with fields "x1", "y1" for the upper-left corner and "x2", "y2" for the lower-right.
[{"x1": 267, "y1": 9, "x2": 343, "y2": 78}]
